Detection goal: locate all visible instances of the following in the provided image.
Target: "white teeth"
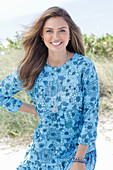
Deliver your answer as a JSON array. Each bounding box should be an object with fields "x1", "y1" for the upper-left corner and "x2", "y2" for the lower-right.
[{"x1": 51, "y1": 42, "x2": 61, "y2": 45}]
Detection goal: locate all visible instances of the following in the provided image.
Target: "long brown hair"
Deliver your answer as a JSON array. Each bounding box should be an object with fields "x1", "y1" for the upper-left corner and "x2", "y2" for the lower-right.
[{"x1": 18, "y1": 6, "x2": 85, "y2": 91}]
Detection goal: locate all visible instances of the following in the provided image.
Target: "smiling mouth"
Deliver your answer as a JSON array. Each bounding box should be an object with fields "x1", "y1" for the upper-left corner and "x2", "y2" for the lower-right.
[{"x1": 51, "y1": 42, "x2": 62, "y2": 46}]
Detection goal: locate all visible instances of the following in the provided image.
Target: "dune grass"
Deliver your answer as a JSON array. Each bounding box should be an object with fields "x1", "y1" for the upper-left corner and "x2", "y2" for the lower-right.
[
  {"x1": 0, "y1": 49, "x2": 39, "y2": 139},
  {"x1": 0, "y1": 48, "x2": 113, "y2": 140}
]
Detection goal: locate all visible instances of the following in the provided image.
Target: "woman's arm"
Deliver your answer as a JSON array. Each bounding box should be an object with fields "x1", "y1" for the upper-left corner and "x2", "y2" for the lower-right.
[
  {"x1": 70, "y1": 60, "x2": 99, "y2": 170},
  {"x1": 0, "y1": 70, "x2": 23, "y2": 113},
  {"x1": 19, "y1": 102, "x2": 40, "y2": 121},
  {"x1": 0, "y1": 69, "x2": 40, "y2": 123},
  {"x1": 70, "y1": 144, "x2": 88, "y2": 170},
  {"x1": 75, "y1": 144, "x2": 88, "y2": 159},
  {"x1": 78, "y1": 60, "x2": 99, "y2": 146}
]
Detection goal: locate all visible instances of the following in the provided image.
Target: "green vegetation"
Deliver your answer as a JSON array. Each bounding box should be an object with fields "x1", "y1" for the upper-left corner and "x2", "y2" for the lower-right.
[
  {"x1": 0, "y1": 33, "x2": 113, "y2": 141},
  {"x1": 84, "y1": 33, "x2": 113, "y2": 59}
]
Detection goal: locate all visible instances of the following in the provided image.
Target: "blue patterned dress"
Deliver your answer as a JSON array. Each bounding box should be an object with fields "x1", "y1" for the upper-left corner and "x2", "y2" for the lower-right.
[{"x1": 0, "y1": 53, "x2": 99, "y2": 170}]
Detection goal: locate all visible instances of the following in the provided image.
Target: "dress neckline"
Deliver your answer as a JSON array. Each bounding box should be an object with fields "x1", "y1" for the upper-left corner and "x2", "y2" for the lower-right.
[{"x1": 46, "y1": 53, "x2": 77, "y2": 69}]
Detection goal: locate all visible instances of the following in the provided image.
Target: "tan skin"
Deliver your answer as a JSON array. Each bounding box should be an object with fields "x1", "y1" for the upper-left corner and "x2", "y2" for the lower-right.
[{"x1": 19, "y1": 17, "x2": 88, "y2": 169}]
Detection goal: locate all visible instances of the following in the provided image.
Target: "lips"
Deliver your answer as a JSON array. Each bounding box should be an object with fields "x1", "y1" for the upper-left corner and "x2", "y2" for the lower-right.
[{"x1": 51, "y1": 42, "x2": 62, "y2": 46}]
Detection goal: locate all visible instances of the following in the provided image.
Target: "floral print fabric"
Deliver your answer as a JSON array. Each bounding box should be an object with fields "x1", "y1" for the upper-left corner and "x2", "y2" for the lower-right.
[{"x1": 0, "y1": 53, "x2": 99, "y2": 169}]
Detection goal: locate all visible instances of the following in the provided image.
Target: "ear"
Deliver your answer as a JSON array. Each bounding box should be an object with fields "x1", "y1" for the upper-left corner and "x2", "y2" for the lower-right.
[
  {"x1": 40, "y1": 34, "x2": 44, "y2": 41},
  {"x1": 68, "y1": 36, "x2": 71, "y2": 41},
  {"x1": 40, "y1": 30, "x2": 43, "y2": 38}
]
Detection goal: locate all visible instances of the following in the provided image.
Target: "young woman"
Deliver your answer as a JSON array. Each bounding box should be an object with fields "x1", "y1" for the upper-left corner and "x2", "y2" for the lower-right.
[{"x1": 0, "y1": 6, "x2": 99, "y2": 170}]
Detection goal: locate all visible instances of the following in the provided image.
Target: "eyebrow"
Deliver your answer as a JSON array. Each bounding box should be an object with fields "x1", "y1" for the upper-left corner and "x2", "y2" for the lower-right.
[{"x1": 45, "y1": 26, "x2": 68, "y2": 30}]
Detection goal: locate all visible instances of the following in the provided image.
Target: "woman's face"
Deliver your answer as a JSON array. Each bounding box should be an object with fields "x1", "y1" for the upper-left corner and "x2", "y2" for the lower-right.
[{"x1": 42, "y1": 17, "x2": 70, "y2": 53}]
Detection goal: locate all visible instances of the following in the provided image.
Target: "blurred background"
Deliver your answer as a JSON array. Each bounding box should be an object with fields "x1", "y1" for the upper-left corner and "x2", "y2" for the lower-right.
[
  {"x1": 0, "y1": 0, "x2": 113, "y2": 170},
  {"x1": 0, "y1": 0, "x2": 113, "y2": 42}
]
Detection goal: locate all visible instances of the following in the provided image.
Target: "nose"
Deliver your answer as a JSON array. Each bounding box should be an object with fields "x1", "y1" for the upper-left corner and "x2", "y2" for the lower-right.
[{"x1": 52, "y1": 31, "x2": 59, "y2": 40}]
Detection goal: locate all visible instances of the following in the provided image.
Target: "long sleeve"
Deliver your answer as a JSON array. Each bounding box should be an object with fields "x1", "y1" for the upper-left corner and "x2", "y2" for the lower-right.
[
  {"x1": 0, "y1": 69, "x2": 23, "y2": 113},
  {"x1": 78, "y1": 60, "x2": 99, "y2": 146}
]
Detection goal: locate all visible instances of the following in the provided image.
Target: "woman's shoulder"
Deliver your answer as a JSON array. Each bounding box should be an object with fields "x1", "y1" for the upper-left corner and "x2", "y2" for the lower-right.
[{"x1": 74, "y1": 53, "x2": 95, "y2": 68}]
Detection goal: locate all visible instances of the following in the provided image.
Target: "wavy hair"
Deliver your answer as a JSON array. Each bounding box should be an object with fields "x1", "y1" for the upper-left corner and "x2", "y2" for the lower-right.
[{"x1": 18, "y1": 6, "x2": 85, "y2": 91}]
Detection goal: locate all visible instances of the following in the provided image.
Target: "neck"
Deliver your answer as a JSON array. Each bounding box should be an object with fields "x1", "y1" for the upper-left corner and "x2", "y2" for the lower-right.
[{"x1": 47, "y1": 50, "x2": 68, "y2": 67}]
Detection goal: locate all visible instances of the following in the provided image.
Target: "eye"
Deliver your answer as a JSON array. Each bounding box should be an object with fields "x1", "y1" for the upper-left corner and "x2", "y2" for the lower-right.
[
  {"x1": 60, "y1": 30, "x2": 66, "y2": 32},
  {"x1": 46, "y1": 30, "x2": 52, "y2": 32}
]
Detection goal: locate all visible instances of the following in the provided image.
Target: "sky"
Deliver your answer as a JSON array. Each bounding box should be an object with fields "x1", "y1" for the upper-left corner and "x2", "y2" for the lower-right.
[{"x1": 0, "y1": 0, "x2": 113, "y2": 42}]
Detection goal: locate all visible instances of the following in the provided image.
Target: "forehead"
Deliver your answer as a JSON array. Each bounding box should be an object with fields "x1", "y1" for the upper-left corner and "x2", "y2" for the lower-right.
[{"x1": 43, "y1": 17, "x2": 69, "y2": 28}]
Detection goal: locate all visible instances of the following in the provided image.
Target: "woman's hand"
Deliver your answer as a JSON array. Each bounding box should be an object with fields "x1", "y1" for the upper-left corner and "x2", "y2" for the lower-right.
[
  {"x1": 19, "y1": 102, "x2": 40, "y2": 122},
  {"x1": 70, "y1": 162, "x2": 86, "y2": 170},
  {"x1": 33, "y1": 106, "x2": 40, "y2": 121}
]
